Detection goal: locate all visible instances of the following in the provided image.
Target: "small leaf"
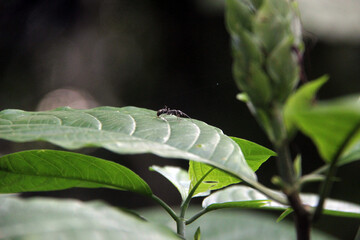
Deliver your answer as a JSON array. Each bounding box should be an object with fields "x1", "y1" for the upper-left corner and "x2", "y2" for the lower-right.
[
  {"x1": 284, "y1": 76, "x2": 328, "y2": 135},
  {"x1": 0, "y1": 106, "x2": 257, "y2": 184},
  {"x1": 189, "y1": 161, "x2": 239, "y2": 197},
  {"x1": 230, "y1": 137, "x2": 276, "y2": 171},
  {"x1": 293, "y1": 155, "x2": 302, "y2": 179},
  {"x1": 150, "y1": 165, "x2": 190, "y2": 201},
  {"x1": 194, "y1": 227, "x2": 201, "y2": 240},
  {"x1": 202, "y1": 186, "x2": 360, "y2": 219},
  {"x1": 236, "y1": 93, "x2": 250, "y2": 103},
  {"x1": 276, "y1": 208, "x2": 293, "y2": 222},
  {"x1": 202, "y1": 186, "x2": 278, "y2": 211},
  {"x1": 0, "y1": 150, "x2": 152, "y2": 196},
  {"x1": 189, "y1": 138, "x2": 275, "y2": 196},
  {"x1": 0, "y1": 196, "x2": 181, "y2": 240}
]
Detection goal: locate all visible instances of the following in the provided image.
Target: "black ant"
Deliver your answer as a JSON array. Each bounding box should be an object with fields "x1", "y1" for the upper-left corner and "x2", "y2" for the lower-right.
[{"x1": 157, "y1": 105, "x2": 191, "y2": 119}]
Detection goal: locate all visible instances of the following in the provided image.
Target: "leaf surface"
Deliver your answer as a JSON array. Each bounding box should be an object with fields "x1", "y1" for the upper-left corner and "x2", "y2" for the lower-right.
[
  {"x1": 230, "y1": 137, "x2": 276, "y2": 171},
  {"x1": 284, "y1": 78, "x2": 360, "y2": 165},
  {"x1": 0, "y1": 196, "x2": 181, "y2": 240},
  {"x1": 0, "y1": 150, "x2": 152, "y2": 195},
  {"x1": 0, "y1": 106, "x2": 256, "y2": 183},
  {"x1": 189, "y1": 137, "x2": 275, "y2": 196},
  {"x1": 150, "y1": 165, "x2": 191, "y2": 201},
  {"x1": 202, "y1": 186, "x2": 360, "y2": 219}
]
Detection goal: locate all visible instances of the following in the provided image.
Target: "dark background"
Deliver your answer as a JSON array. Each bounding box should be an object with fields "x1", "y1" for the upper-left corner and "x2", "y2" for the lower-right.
[{"x1": 0, "y1": 0, "x2": 359, "y2": 239}]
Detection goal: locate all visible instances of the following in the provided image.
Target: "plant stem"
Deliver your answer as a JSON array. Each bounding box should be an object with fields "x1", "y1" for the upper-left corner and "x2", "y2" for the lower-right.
[
  {"x1": 244, "y1": 180, "x2": 288, "y2": 205},
  {"x1": 186, "y1": 208, "x2": 208, "y2": 225},
  {"x1": 308, "y1": 164, "x2": 329, "y2": 176},
  {"x1": 151, "y1": 194, "x2": 178, "y2": 222},
  {"x1": 287, "y1": 192, "x2": 311, "y2": 240},
  {"x1": 151, "y1": 194, "x2": 186, "y2": 238},
  {"x1": 175, "y1": 167, "x2": 215, "y2": 237},
  {"x1": 176, "y1": 217, "x2": 185, "y2": 237},
  {"x1": 270, "y1": 104, "x2": 311, "y2": 240},
  {"x1": 312, "y1": 161, "x2": 338, "y2": 222}
]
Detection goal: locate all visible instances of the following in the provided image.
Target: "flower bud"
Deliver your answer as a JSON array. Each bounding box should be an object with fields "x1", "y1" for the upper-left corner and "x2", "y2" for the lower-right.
[{"x1": 226, "y1": 0, "x2": 303, "y2": 107}]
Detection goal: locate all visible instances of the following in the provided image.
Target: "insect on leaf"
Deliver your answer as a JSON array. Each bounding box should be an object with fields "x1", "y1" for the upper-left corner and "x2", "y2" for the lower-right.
[{"x1": 0, "y1": 106, "x2": 257, "y2": 184}]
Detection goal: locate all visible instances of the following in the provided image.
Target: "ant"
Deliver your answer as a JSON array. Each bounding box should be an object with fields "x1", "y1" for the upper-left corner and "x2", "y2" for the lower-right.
[{"x1": 157, "y1": 105, "x2": 191, "y2": 119}]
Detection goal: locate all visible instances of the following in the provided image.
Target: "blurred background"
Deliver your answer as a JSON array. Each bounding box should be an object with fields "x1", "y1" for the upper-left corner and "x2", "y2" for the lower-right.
[{"x1": 0, "y1": 0, "x2": 359, "y2": 238}]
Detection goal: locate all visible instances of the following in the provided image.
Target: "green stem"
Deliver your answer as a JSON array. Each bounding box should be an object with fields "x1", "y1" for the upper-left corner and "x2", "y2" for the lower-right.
[
  {"x1": 186, "y1": 208, "x2": 209, "y2": 225},
  {"x1": 312, "y1": 159, "x2": 338, "y2": 222},
  {"x1": 298, "y1": 165, "x2": 328, "y2": 187},
  {"x1": 180, "y1": 167, "x2": 215, "y2": 214},
  {"x1": 175, "y1": 167, "x2": 215, "y2": 237},
  {"x1": 269, "y1": 103, "x2": 311, "y2": 240},
  {"x1": 271, "y1": 104, "x2": 295, "y2": 186},
  {"x1": 308, "y1": 164, "x2": 329, "y2": 176},
  {"x1": 151, "y1": 194, "x2": 178, "y2": 222},
  {"x1": 176, "y1": 217, "x2": 185, "y2": 237},
  {"x1": 244, "y1": 180, "x2": 288, "y2": 205}
]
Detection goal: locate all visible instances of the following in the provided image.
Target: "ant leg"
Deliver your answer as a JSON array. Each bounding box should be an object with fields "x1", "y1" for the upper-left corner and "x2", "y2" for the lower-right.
[{"x1": 156, "y1": 115, "x2": 167, "y2": 122}]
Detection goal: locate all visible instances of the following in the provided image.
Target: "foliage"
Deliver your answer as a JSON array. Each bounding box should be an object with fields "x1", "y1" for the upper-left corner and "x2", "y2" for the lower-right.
[
  {"x1": 0, "y1": 0, "x2": 359, "y2": 239},
  {"x1": 0, "y1": 195, "x2": 180, "y2": 240}
]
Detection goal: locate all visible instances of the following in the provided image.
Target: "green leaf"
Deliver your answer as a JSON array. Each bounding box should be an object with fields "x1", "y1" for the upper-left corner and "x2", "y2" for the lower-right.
[
  {"x1": 150, "y1": 165, "x2": 191, "y2": 201},
  {"x1": 285, "y1": 78, "x2": 360, "y2": 165},
  {"x1": 188, "y1": 137, "x2": 275, "y2": 196},
  {"x1": 312, "y1": 96, "x2": 360, "y2": 165},
  {"x1": 202, "y1": 186, "x2": 274, "y2": 212},
  {"x1": 194, "y1": 227, "x2": 201, "y2": 240},
  {"x1": 284, "y1": 75, "x2": 328, "y2": 135},
  {"x1": 0, "y1": 106, "x2": 257, "y2": 183},
  {"x1": 293, "y1": 154, "x2": 302, "y2": 179},
  {"x1": 230, "y1": 137, "x2": 276, "y2": 171},
  {"x1": 0, "y1": 150, "x2": 152, "y2": 196},
  {"x1": 236, "y1": 92, "x2": 250, "y2": 103},
  {"x1": 0, "y1": 196, "x2": 181, "y2": 240},
  {"x1": 189, "y1": 161, "x2": 239, "y2": 197},
  {"x1": 202, "y1": 186, "x2": 360, "y2": 219},
  {"x1": 276, "y1": 208, "x2": 293, "y2": 222}
]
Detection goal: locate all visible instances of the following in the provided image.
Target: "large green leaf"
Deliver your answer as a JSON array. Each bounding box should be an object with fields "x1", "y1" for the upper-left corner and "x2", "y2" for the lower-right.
[
  {"x1": 202, "y1": 186, "x2": 360, "y2": 219},
  {"x1": 0, "y1": 106, "x2": 256, "y2": 183},
  {"x1": 0, "y1": 150, "x2": 152, "y2": 196},
  {"x1": 0, "y1": 196, "x2": 181, "y2": 240},
  {"x1": 189, "y1": 137, "x2": 275, "y2": 196},
  {"x1": 284, "y1": 78, "x2": 360, "y2": 165}
]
